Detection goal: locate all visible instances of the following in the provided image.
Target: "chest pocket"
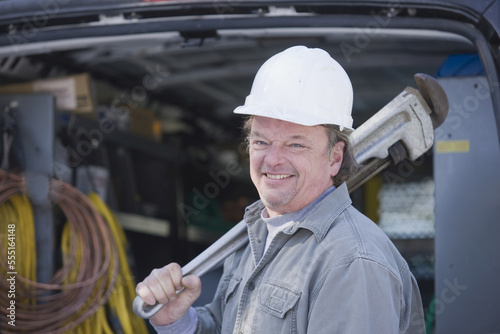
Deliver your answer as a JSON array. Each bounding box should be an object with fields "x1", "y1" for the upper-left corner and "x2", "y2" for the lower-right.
[
  {"x1": 258, "y1": 282, "x2": 301, "y2": 318},
  {"x1": 222, "y1": 276, "x2": 242, "y2": 304}
]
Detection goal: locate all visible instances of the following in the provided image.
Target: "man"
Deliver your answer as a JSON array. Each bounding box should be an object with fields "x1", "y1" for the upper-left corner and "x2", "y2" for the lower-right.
[{"x1": 136, "y1": 46, "x2": 425, "y2": 333}]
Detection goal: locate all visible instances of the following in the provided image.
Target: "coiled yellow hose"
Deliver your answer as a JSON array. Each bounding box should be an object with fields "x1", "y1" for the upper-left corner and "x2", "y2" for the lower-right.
[
  {"x1": 0, "y1": 170, "x2": 147, "y2": 333},
  {"x1": 0, "y1": 194, "x2": 37, "y2": 306},
  {"x1": 88, "y1": 192, "x2": 148, "y2": 334}
]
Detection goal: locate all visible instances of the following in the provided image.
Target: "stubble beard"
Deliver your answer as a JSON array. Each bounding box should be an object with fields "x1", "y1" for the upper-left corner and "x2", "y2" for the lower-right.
[{"x1": 260, "y1": 187, "x2": 296, "y2": 210}]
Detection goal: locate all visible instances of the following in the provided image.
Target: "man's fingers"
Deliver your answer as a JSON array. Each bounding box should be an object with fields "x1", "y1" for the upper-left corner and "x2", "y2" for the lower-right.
[
  {"x1": 164, "y1": 263, "x2": 184, "y2": 291},
  {"x1": 182, "y1": 275, "x2": 200, "y2": 289},
  {"x1": 135, "y1": 281, "x2": 156, "y2": 306},
  {"x1": 135, "y1": 263, "x2": 201, "y2": 326},
  {"x1": 143, "y1": 269, "x2": 171, "y2": 304},
  {"x1": 157, "y1": 263, "x2": 184, "y2": 301},
  {"x1": 136, "y1": 264, "x2": 201, "y2": 311},
  {"x1": 136, "y1": 263, "x2": 186, "y2": 306},
  {"x1": 181, "y1": 275, "x2": 202, "y2": 299}
]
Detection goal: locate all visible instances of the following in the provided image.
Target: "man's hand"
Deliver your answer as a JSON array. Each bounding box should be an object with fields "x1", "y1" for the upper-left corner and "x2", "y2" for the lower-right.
[{"x1": 135, "y1": 263, "x2": 202, "y2": 326}]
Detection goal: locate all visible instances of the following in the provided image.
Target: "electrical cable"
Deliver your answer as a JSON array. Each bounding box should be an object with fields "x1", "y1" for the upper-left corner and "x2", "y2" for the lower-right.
[
  {"x1": 0, "y1": 169, "x2": 119, "y2": 334},
  {"x1": 60, "y1": 222, "x2": 114, "y2": 334},
  {"x1": 0, "y1": 193, "x2": 37, "y2": 305},
  {"x1": 88, "y1": 192, "x2": 148, "y2": 334}
]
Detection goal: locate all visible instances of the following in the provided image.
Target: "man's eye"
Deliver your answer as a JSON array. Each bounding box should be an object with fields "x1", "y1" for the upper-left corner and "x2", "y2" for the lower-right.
[
  {"x1": 290, "y1": 143, "x2": 304, "y2": 148},
  {"x1": 251, "y1": 140, "x2": 268, "y2": 147}
]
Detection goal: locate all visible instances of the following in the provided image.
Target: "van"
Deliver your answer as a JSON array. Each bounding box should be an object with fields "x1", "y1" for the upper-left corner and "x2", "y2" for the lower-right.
[{"x1": 0, "y1": 1, "x2": 499, "y2": 333}]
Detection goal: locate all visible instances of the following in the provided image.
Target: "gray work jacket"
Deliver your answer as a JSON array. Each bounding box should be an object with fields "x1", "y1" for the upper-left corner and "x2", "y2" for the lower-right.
[{"x1": 195, "y1": 183, "x2": 425, "y2": 334}]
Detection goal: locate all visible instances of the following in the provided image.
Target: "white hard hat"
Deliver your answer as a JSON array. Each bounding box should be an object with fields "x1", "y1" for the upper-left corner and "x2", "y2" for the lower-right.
[{"x1": 234, "y1": 45, "x2": 353, "y2": 129}]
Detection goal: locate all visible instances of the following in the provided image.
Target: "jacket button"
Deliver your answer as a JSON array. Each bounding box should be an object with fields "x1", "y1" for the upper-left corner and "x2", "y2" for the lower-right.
[{"x1": 248, "y1": 282, "x2": 255, "y2": 291}]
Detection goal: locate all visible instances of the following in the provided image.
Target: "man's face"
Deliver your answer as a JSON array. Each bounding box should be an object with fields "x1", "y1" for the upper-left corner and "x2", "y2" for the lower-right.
[{"x1": 248, "y1": 116, "x2": 344, "y2": 217}]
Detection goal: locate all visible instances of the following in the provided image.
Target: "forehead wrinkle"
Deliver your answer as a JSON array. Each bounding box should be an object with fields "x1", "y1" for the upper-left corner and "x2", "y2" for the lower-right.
[{"x1": 290, "y1": 134, "x2": 310, "y2": 141}]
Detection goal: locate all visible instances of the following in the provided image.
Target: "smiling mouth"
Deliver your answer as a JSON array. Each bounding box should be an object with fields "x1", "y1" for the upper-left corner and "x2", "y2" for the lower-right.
[{"x1": 265, "y1": 174, "x2": 292, "y2": 180}]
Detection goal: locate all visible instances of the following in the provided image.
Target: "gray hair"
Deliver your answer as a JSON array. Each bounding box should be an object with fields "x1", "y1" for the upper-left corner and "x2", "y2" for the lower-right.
[{"x1": 321, "y1": 124, "x2": 359, "y2": 186}]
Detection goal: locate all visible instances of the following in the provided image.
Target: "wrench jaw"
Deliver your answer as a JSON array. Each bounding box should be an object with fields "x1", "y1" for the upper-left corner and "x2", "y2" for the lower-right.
[
  {"x1": 350, "y1": 86, "x2": 435, "y2": 165},
  {"x1": 347, "y1": 74, "x2": 449, "y2": 192},
  {"x1": 403, "y1": 87, "x2": 436, "y2": 159},
  {"x1": 414, "y1": 73, "x2": 450, "y2": 129}
]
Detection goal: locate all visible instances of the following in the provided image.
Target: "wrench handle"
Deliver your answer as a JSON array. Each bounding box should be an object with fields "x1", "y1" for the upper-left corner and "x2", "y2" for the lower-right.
[
  {"x1": 133, "y1": 220, "x2": 249, "y2": 319},
  {"x1": 133, "y1": 296, "x2": 167, "y2": 320}
]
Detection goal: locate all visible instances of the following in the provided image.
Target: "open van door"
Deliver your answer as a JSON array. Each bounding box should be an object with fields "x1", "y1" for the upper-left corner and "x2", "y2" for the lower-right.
[{"x1": 0, "y1": 1, "x2": 499, "y2": 333}]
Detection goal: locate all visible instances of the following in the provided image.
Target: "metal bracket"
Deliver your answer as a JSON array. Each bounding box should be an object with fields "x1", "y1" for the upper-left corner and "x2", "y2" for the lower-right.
[{"x1": 0, "y1": 94, "x2": 55, "y2": 284}]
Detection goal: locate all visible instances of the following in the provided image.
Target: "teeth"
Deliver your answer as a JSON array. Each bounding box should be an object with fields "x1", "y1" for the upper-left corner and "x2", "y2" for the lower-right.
[{"x1": 266, "y1": 174, "x2": 291, "y2": 180}]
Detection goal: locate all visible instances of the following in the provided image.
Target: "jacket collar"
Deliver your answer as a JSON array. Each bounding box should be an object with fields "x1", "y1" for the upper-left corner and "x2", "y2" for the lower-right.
[{"x1": 243, "y1": 182, "x2": 352, "y2": 243}]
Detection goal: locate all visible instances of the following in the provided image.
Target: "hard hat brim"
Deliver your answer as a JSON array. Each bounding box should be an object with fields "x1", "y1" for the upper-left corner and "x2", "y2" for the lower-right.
[{"x1": 234, "y1": 104, "x2": 354, "y2": 130}]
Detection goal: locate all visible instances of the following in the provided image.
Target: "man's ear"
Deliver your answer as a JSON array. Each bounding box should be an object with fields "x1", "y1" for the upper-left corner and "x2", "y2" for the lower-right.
[{"x1": 329, "y1": 141, "x2": 345, "y2": 177}]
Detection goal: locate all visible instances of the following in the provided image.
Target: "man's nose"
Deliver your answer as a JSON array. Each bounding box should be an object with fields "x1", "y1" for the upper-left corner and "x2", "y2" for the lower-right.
[{"x1": 264, "y1": 144, "x2": 286, "y2": 166}]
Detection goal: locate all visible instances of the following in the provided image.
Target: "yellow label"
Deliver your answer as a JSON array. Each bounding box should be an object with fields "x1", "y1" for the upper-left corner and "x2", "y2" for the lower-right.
[{"x1": 436, "y1": 140, "x2": 470, "y2": 153}]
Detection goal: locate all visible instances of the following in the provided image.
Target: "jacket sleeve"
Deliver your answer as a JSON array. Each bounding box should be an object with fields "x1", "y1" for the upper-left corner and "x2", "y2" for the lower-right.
[
  {"x1": 151, "y1": 307, "x2": 198, "y2": 334},
  {"x1": 307, "y1": 257, "x2": 424, "y2": 334}
]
